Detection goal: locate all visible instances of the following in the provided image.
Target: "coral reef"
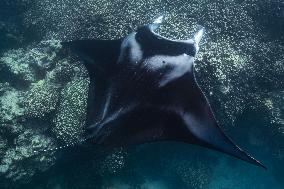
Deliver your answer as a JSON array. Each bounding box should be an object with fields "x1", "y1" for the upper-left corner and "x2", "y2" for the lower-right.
[
  {"x1": 0, "y1": 88, "x2": 24, "y2": 123},
  {"x1": 24, "y1": 79, "x2": 59, "y2": 118},
  {"x1": 263, "y1": 91, "x2": 284, "y2": 127},
  {"x1": 99, "y1": 148, "x2": 127, "y2": 175},
  {"x1": 0, "y1": 40, "x2": 62, "y2": 86},
  {"x1": 175, "y1": 161, "x2": 210, "y2": 189},
  {"x1": 23, "y1": 0, "x2": 284, "y2": 129},
  {"x1": 52, "y1": 76, "x2": 89, "y2": 144},
  {"x1": 0, "y1": 39, "x2": 89, "y2": 185},
  {"x1": 0, "y1": 127, "x2": 56, "y2": 183},
  {"x1": 161, "y1": 150, "x2": 212, "y2": 189},
  {"x1": 0, "y1": 49, "x2": 37, "y2": 84}
]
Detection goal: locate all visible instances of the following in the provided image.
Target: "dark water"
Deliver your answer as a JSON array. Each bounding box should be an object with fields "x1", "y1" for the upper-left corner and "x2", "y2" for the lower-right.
[{"x1": 0, "y1": 0, "x2": 283, "y2": 188}]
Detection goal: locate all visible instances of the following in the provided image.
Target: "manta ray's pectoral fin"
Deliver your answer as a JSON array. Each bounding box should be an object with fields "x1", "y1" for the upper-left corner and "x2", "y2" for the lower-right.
[
  {"x1": 180, "y1": 110, "x2": 266, "y2": 168},
  {"x1": 175, "y1": 79, "x2": 266, "y2": 168},
  {"x1": 61, "y1": 39, "x2": 122, "y2": 76}
]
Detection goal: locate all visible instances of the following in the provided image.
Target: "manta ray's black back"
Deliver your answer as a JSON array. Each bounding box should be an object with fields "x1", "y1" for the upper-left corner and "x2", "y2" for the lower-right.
[{"x1": 62, "y1": 17, "x2": 266, "y2": 169}]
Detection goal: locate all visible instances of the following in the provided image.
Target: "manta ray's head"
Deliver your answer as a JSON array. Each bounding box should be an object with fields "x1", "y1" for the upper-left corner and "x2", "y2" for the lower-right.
[{"x1": 118, "y1": 16, "x2": 205, "y2": 87}]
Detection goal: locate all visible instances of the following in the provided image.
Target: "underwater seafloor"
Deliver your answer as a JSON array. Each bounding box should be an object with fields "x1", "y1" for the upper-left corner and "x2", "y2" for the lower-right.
[{"x1": 0, "y1": 0, "x2": 283, "y2": 188}]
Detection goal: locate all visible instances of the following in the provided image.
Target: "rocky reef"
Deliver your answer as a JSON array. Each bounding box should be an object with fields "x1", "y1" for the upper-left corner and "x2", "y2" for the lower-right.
[
  {"x1": 0, "y1": 0, "x2": 283, "y2": 188},
  {"x1": 52, "y1": 77, "x2": 89, "y2": 144},
  {"x1": 0, "y1": 39, "x2": 89, "y2": 186},
  {"x1": 22, "y1": 0, "x2": 284, "y2": 127}
]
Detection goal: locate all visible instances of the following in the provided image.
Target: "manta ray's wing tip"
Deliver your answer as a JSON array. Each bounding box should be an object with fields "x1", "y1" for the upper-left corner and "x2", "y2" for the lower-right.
[
  {"x1": 227, "y1": 141, "x2": 266, "y2": 169},
  {"x1": 243, "y1": 150, "x2": 267, "y2": 169},
  {"x1": 255, "y1": 159, "x2": 267, "y2": 170},
  {"x1": 153, "y1": 15, "x2": 165, "y2": 24},
  {"x1": 194, "y1": 27, "x2": 205, "y2": 45}
]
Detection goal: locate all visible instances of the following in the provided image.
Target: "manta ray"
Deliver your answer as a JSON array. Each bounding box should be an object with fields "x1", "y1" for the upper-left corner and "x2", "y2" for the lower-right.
[{"x1": 62, "y1": 16, "x2": 265, "y2": 168}]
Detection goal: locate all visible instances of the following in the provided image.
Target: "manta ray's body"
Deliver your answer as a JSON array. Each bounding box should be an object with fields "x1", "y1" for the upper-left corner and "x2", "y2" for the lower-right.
[{"x1": 62, "y1": 17, "x2": 265, "y2": 168}]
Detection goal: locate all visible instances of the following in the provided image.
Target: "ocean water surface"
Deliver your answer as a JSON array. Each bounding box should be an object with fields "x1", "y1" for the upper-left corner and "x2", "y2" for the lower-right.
[{"x1": 0, "y1": 0, "x2": 283, "y2": 188}]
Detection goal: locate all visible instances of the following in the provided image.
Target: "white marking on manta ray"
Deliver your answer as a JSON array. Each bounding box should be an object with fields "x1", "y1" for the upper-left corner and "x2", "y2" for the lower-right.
[
  {"x1": 102, "y1": 86, "x2": 113, "y2": 120},
  {"x1": 193, "y1": 28, "x2": 205, "y2": 53},
  {"x1": 153, "y1": 15, "x2": 164, "y2": 24},
  {"x1": 143, "y1": 54, "x2": 194, "y2": 87},
  {"x1": 88, "y1": 102, "x2": 138, "y2": 140},
  {"x1": 118, "y1": 32, "x2": 142, "y2": 64},
  {"x1": 150, "y1": 15, "x2": 165, "y2": 31}
]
